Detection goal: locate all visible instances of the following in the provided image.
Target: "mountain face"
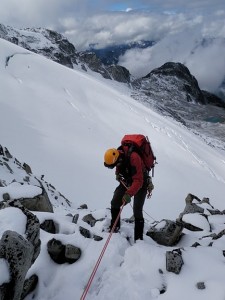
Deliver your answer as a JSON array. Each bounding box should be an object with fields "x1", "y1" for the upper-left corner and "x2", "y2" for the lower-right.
[
  {"x1": 1, "y1": 24, "x2": 224, "y2": 147},
  {"x1": 132, "y1": 62, "x2": 225, "y2": 146},
  {"x1": 0, "y1": 24, "x2": 131, "y2": 84}
]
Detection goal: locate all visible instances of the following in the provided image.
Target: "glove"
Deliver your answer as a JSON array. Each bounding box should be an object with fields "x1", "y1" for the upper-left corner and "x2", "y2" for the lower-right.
[
  {"x1": 147, "y1": 176, "x2": 154, "y2": 199},
  {"x1": 116, "y1": 174, "x2": 122, "y2": 182},
  {"x1": 122, "y1": 193, "x2": 131, "y2": 205}
]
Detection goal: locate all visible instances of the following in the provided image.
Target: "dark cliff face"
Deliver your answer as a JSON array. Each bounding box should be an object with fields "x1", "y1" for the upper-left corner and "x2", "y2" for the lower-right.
[
  {"x1": 131, "y1": 62, "x2": 225, "y2": 145},
  {"x1": 137, "y1": 62, "x2": 206, "y2": 104}
]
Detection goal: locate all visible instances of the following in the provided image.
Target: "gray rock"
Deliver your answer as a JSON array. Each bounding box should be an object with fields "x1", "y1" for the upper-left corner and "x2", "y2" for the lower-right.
[
  {"x1": 72, "y1": 214, "x2": 79, "y2": 224},
  {"x1": 18, "y1": 184, "x2": 53, "y2": 213},
  {"x1": 79, "y1": 227, "x2": 91, "y2": 239},
  {"x1": 166, "y1": 249, "x2": 183, "y2": 274},
  {"x1": 40, "y1": 219, "x2": 57, "y2": 234},
  {"x1": 47, "y1": 239, "x2": 65, "y2": 264},
  {"x1": 64, "y1": 244, "x2": 81, "y2": 264},
  {"x1": 21, "y1": 274, "x2": 38, "y2": 300},
  {"x1": 47, "y1": 239, "x2": 81, "y2": 264},
  {"x1": 82, "y1": 214, "x2": 97, "y2": 227},
  {"x1": 79, "y1": 204, "x2": 88, "y2": 209},
  {"x1": 196, "y1": 282, "x2": 206, "y2": 290},
  {"x1": 2, "y1": 199, "x2": 41, "y2": 264},
  {"x1": 22, "y1": 163, "x2": 32, "y2": 174},
  {"x1": 0, "y1": 231, "x2": 34, "y2": 300},
  {"x1": 93, "y1": 235, "x2": 103, "y2": 241},
  {"x1": 146, "y1": 219, "x2": 183, "y2": 246}
]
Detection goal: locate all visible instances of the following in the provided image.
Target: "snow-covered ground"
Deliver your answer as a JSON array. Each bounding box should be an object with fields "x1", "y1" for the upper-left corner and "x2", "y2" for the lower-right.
[{"x1": 0, "y1": 37, "x2": 225, "y2": 300}]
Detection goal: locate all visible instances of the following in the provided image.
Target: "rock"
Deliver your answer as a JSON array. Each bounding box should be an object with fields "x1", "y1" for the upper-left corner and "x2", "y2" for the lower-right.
[
  {"x1": 72, "y1": 214, "x2": 79, "y2": 224},
  {"x1": 0, "y1": 231, "x2": 34, "y2": 300},
  {"x1": 64, "y1": 244, "x2": 81, "y2": 264},
  {"x1": 146, "y1": 219, "x2": 183, "y2": 246},
  {"x1": 93, "y1": 235, "x2": 103, "y2": 241},
  {"x1": 22, "y1": 163, "x2": 32, "y2": 174},
  {"x1": 79, "y1": 227, "x2": 91, "y2": 239},
  {"x1": 82, "y1": 214, "x2": 97, "y2": 227},
  {"x1": 40, "y1": 219, "x2": 57, "y2": 234},
  {"x1": 47, "y1": 239, "x2": 65, "y2": 264},
  {"x1": 166, "y1": 249, "x2": 183, "y2": 274},
  {"x1": 21, "y1": 274, "x2": 38, "y2": 300},
  {"x1": 79, "y1": 204, "x2": 88, "y2": 209},
  {"x1": 181, "y1": 213, "x2": 210, "y2": 232},
  {"x1": 2, "y1": 193, "x2": 10, "y2": 201},
  {"x1": 18, "y1": 193, "x2": 53, "y2": 212},
  {"x1": 47, "y1": 239, "x2": 81, "y2": 264},
  {"x1": 196, "y1": 282, "x2": 206, "y2": 290}
]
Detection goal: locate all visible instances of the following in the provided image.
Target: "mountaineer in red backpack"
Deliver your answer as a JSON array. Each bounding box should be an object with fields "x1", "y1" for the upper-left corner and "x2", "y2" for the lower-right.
[{"x1": 104, "y1": 134, "x2": 156, "y2": 241}]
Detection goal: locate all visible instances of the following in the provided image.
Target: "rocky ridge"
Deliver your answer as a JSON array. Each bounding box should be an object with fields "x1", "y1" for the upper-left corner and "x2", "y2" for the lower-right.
[
  {"x1": 132, "y1": 62, "x2": 225, "y2": 147},
  {"x1": 0, "y1": 24, "x2": 131, "y2": 84}
]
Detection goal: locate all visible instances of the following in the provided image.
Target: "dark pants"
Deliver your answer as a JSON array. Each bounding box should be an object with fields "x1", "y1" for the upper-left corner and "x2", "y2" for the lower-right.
[{"x1": 110, "y1": 176, "x2": 147, "y2": 240}]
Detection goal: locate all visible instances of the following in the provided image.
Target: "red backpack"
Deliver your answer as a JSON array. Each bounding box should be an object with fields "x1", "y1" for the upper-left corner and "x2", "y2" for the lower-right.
[{"x1": 121, "y1": 134, "x2": 156, "y2": 173}]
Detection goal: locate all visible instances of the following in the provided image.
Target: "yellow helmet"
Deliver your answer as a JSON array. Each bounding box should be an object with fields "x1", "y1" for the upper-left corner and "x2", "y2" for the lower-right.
[{"x1": 104, "y1": 148, "x2": 120, "y2": 168}]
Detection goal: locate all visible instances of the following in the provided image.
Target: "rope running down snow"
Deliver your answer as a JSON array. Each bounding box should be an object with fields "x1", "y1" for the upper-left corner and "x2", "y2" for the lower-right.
[{"x1": 80, "y1": 202, "x2": 125, "y2": 300}]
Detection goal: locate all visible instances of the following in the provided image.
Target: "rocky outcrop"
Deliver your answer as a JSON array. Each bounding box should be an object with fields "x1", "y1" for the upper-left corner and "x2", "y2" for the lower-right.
[
  {"x1": 131, "y1": 62, "x2": 225, "y2": 145},
  {"x1": 0, "y1": 200, "x2": 40, "y2": 300},
  {"x1": 134, "y1": 62, "x2": 206, "y2": 104},
  {"x1": 78, "y1": 52, "x2": 111, "y2": 79},
  {"x1": 202, "y1": 90, "x2": 225, "y2": 109},
  {"x1": 0, "y1": 25, "x2": 78, "y2": 69},
  {"x1": 146, "y1": 219, "x2": 183, "y2": 246},
  {"x1": 106, "y1": 65, "x2": 130, "y2": 83}
]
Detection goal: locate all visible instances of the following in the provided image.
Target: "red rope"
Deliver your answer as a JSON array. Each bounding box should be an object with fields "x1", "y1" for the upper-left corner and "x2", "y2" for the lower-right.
[{"x1": 80, "y1": 202, "x2": 125, "y2": 300}]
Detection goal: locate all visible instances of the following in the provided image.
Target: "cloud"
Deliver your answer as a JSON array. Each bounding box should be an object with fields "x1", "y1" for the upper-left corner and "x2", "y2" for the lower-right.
[
  {"x1": 1, "y1": 0, "x2": 224, "y2": 93},
  {"x1": 119, "y1": 24, "x2": 225, "y2": 93},
  {"x1": 1, "y1": 0, "x2": 225, "y2": 50},
  {"x1": 62, "y1": 11, "x2": 204, "y2": 50}
]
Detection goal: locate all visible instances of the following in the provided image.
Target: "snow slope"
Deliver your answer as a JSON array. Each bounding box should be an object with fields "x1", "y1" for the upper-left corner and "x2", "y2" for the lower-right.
[
  {"x1": 1, "y1": 37, "x2": 225, "y2": 300},
  {"x1": 1, "y1": 38, "x2": 225, "y2": 220}
]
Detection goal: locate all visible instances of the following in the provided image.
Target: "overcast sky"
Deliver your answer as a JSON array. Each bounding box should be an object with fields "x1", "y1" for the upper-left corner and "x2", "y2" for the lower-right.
[
  {"x1": 1, "y1": 0, "x2": 225, "y2": 50},
  {"x1": 1, "y1": 0, "x2": 225, "y2": 93}
]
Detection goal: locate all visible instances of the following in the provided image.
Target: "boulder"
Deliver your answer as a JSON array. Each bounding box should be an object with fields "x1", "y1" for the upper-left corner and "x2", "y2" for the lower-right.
[
  {"x1": 0, "y1": 199, "x2": 41, "y2": 299},
  {"x1": 82, "y1": 214, "x2": 97, "y2": 227},
  {"x1": 0, "y1": 231, "x2": 34, "y2": 300},
  {"x1": 166, "y1": 249, "x2": 183, "y2": 274},
  {"x1": 47, "y1": 238, "x2": 81, "y2": 264},
  {"x1": 146, "y1": 219, "x2": 183, "y2": 246}
]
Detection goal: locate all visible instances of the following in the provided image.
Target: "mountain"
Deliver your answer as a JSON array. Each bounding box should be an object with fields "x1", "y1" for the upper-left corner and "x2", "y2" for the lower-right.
[
  {"x1": 1, "y1": 24, "x2": 224, "y2": 148},
  {"x1": 132, "y1": 62, "x2": 225, "y2": 147},
  {"x1": 0, "y1": 24, "x2": 131, "y2": 83},
  {"x1": 0, "y1": 34, "x2": 225, "y2": 300}
]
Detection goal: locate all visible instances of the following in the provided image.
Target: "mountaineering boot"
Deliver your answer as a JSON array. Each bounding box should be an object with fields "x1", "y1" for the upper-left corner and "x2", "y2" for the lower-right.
[
  {"x1": 109, "y1": 207, "x2": 120, "y2": 232},
  {"x1": 134, "y1": 218, "x2": 144, "y2": 241}
]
